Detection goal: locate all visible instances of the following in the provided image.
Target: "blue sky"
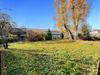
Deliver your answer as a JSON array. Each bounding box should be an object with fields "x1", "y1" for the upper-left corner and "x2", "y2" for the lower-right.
[{"x1": 0, "y1": 0, "x2": 100, "y2": 30}]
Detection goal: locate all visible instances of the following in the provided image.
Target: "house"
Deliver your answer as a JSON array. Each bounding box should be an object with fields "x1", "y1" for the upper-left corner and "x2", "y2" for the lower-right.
[
  {"x1": 10, "y1": 26, "x2": 29, "y2": 40},
  {"x1": 11, "y1": 26, "x2": 64, "y2": 40},
  {"x1": 19, "y1": 26, "x2": 31, "y2": 40},
  {"x1": 51, "y1": 30, "x2": 62, "y2": 39},
  {"x1": 90, "y1": 30, "x2": 100, "y2": 37},
  {"x1": 32, "y1": 29, "x2": 63, "y2": 39},
  {"x1": 34, "y1": 29, "x2": 64, "y2": 39},
  {"x1": 20, "y1": 26, "x2": 27, "y2": 32}
]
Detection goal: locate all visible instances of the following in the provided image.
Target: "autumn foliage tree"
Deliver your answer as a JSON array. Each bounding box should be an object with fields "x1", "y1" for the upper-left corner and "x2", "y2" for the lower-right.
[
  {"x1": 53, "y1": 0, "x2": 90, "y2": 40},
  {"x1": 26, "y1": 28, "x2": 45, "y2": 41}
]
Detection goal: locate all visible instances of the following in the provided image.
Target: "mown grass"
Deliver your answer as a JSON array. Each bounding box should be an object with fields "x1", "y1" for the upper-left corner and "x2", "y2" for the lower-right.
[
  {"x1": 5, "y1": 40, "x2": 100, "y2": 75},
  {"x1": 97, "y1": 37, "x2": 100, "y2": 39}
]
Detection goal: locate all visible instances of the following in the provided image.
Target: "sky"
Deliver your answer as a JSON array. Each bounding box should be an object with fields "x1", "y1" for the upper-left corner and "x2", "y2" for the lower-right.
[{"x1": 0, "y1": 0, "x2": 100, "y2": 30}]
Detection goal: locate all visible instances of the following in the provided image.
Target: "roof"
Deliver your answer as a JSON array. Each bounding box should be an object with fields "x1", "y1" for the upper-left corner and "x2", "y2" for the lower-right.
[
  {"x1": 91, "y1": 30, "x2": 100, "y2": 33},
  {"x1": 31, "y1": 29, "x2": 61, "y2": 32},
  {"x1": 92, "y1": 30, "x2": 100, "y2": 31},
  {"x1": 51, "y1": 30, "x2": 60, "y2": 32},
  {"x1": 20, "y1": 26, "x2": 26, "y2": 29}
]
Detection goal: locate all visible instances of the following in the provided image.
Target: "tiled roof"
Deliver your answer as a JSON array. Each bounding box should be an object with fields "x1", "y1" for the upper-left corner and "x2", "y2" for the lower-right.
[
  {"x1": 51, "y1": 30, "x2": 60, "y2": 32},
  {"x1": 20, "y1": 26, "x2": 26, "y2": 29}
]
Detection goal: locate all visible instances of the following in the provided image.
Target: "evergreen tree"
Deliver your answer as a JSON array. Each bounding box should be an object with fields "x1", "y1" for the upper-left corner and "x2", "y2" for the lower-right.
[
  {"x1": 81, "y1": 24, "x2": 91, "y2": 37},
  {"x1": 45, "y1": 29, "x2": 52, "y2": 40}
]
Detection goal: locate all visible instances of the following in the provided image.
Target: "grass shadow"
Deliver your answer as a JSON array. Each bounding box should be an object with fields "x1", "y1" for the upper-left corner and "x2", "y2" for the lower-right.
[{"x1": 5, "y1": 49, "x2": 57, "y2": 75}]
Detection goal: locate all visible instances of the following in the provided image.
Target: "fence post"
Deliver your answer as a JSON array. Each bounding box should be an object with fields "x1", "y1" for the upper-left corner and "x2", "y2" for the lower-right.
[
  {"x1": 0, "y1": 51, "x2": 1, "y2": 75},
  {"x1": 97, "y1": 60, "x2": 100, "y2": 75}
]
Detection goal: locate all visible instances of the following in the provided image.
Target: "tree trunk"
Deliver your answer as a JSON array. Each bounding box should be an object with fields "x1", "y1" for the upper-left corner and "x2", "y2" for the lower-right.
[
  {"x1": 1, "y1": 33, "x2": 6, "y2": 49},
  {"x1": 74, "y1": 26, "x2": 78, "y2": 40},
  {"x1": 64, "y1": 24, "x2": 74, "y2": 40},
  {"x1": 5, "y1": 33, "x2": 8, "y2": 49},
  {"x1": 1, "y1": 32, "x2": 8, "y2": 49},
  {"x1": 1, "y1": 38, "x2": 5, "y2": 49},
  {"x1": 68, "y1": 30, "x2": 74, "y2": 40},
  {"x1": 98, "y1": 60, "x2": 100, "y2": 75},
  {"x1": 74, "y1": 29, "x2": 78, "y2": 40},
  {"x1": 5, "y1": 40, "x2": 8, "y2": 49}
]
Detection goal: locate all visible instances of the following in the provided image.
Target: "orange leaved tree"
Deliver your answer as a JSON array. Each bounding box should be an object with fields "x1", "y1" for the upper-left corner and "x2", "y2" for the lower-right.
[{"x1": 53, "y1": 0, "x2": 90, "y2": 40}]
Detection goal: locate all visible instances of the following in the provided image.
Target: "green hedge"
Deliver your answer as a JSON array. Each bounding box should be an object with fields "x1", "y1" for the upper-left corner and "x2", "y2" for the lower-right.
[{"x1": 0, "y1": 37, "x2": 18, "y2": 44}]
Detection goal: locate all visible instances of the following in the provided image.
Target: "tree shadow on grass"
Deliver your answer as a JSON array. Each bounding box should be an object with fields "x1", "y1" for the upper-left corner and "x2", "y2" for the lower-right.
[
  {"x1": 45, "y1": 40, "x2": 75, "y2": 45},
  {"x1": 6, "y1": 47, "x2": 98, "y2": 75},
  {"x1": 53, "y1": 54, "x2": 98, "y2": 75},
  {"x1": 13, "y1": 40, "x2": 76, "y2": 45},
  {"x1": 5, "y1": 49, "x2": 57, "y2": 75},
  {"x1": 65, "y1": 56, "x2": 97, "y2": 74},
  {"x1": 5, "y1": 51, "x2": 24, "y2": 75},
  {"x1": 8, "y1": 48, "x2": 43, "y2": 53}
]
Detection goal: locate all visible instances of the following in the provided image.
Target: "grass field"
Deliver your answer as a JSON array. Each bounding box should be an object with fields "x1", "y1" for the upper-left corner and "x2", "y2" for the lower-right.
[
  {"x1": 97, "y1": 37, "x2": 100, "y2": 39},
  {"x1": 5, "y1": 40, "x2": 100, "y2": 75}
]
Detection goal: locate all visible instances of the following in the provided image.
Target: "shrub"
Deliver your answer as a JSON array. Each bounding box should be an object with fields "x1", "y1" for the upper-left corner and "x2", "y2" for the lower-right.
[
  {"x1": 78, "y1": 23, "x2": 91, "y2": 40},
  {"x1": 81, "y1": 23, "x2": 91, "y2": 37},
  {"x1": 8, "y1": 37, "x2": 14, "y2": 42},
  {"x1": 45, "y1": 29, "x2": 52, "y2": 40},
  {"x1": 0, "y1": 37, "x2": 17, "y2": 44},
  {"x1": 26, "y1": 29, "x2": 45, "y2": 41},
  {"x1": 78, "y1": 33, "x2": 82, "y2": 38}
]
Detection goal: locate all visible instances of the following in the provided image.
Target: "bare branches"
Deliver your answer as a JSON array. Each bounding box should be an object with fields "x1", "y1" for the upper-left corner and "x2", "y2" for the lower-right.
[
  {"x1": 0, "y1": 8, "x2": 12, "y2": 11},
  {"x1": 0, "y1": 9, "x2": 17, "y2": 49}
]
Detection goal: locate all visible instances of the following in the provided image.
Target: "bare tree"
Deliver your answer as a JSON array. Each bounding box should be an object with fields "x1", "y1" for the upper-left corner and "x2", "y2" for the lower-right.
[{"x1": 0, "y1": 11, "x2": 17, "y2": 49}]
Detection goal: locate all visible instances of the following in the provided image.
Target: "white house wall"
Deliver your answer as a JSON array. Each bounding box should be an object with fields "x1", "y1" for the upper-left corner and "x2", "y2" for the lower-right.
[
  {"x1": 51, "y1": 31, "x2": 62, "y2": 39},
  {"x1": 90, "y1": 30, "x2": 100, "y2": 37}
]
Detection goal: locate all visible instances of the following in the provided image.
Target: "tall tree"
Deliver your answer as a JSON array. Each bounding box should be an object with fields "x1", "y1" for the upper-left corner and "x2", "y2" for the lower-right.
[
  {"x1": 68, "y1": 0, "x2": 90, "y2": 40},
  {"x1": 81, "y1": 23, "x2": 91, "y2": 36},
  {"x1": 53, "y1": 0, "x2": 90, "y2": 40},
  {"x1": 53, "y1": 0, "x2": 74, "y2": 40},
  {"x1": 0, "y1": 11, "x2": 17, "y2": 49},
  {"x1": 45, "y1": 29, "x2": 52, "y2": 40}
]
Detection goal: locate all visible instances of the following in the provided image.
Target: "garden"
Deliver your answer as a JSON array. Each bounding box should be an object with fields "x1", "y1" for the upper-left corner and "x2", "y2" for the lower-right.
[{"x1": 5, "y1": 39, "x2": 100, "y2": 75}]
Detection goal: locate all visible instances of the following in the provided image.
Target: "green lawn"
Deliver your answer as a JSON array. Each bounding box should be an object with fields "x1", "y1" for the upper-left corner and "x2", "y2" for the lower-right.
[
  {"x1": 5, "y1": 40, "x2": 100, "y2": 75},
  {"x1": 97, "y1": 37, "x2": 100, "y2": 39}
]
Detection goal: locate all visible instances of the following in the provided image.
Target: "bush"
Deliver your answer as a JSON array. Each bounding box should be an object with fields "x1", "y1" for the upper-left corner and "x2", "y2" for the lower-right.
[
  {"x1": 8, "y1": 37, "x2": 14, "y2": 42},
  {"x1": 26, "y1": 29, "x2": 45, "y2": 41},
  {"x1": 78, "y1": 33, "x2": 82, "y2": 38},
  {"x1": 45, "y1": 29, "x2": 52, "y2": 40},
  {"x1": 0, "y1": 38, "x2": 6, "y2": 44},
  {"x1": 81, "y1": 23, "x2": 91, "y2": 37},
  {"x1": 0, "y1": 37, "x2": 17, "y2": 44},
  {"x1": 78, "y1": 23, "x2": 91, "y2": 40}
]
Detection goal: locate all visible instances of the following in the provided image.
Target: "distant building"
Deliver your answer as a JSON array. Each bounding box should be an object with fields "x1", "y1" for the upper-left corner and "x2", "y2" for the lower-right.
[
  {"x1": 90, "y1": 30, "x2": 100, "y2": 37},
  {"x1": 11, "y1": 26, "x2": 64, "y2": 40},
  {"x1": 20, "y1": 26, "x2": 26, "y2": 31},
  {"x1": 31, "y1": 29, "x2": 63, "y2": 39},
  {"x1": 51, "y1": 30, "x2": 62, "y2": 39}
]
